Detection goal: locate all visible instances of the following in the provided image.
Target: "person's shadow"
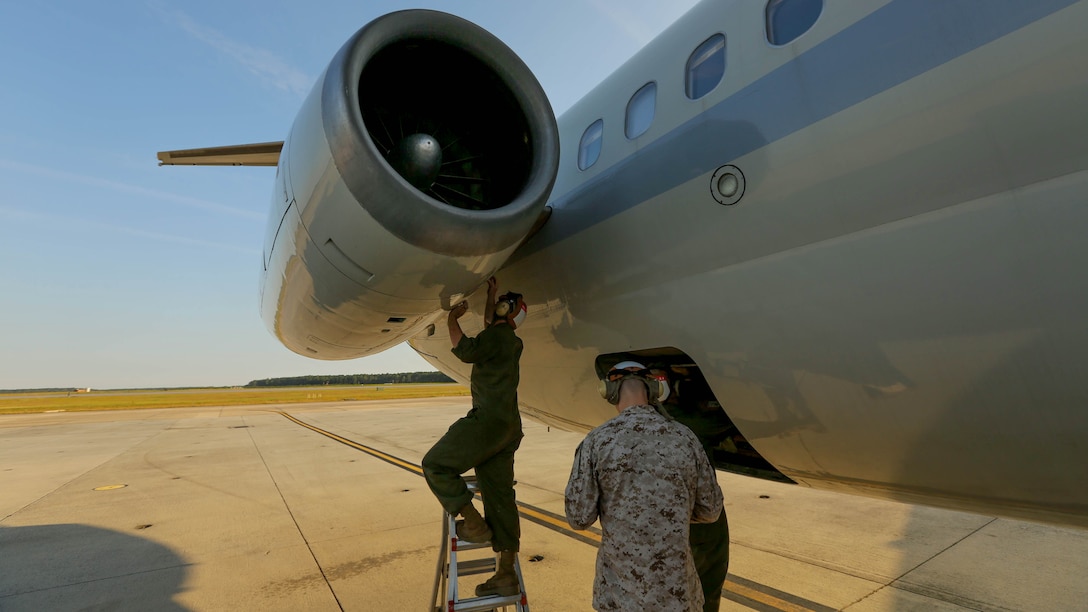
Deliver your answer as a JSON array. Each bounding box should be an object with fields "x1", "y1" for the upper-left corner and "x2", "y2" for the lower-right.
[{"x1": 0, "y1": 523, "x2": 190, "y2": 611}]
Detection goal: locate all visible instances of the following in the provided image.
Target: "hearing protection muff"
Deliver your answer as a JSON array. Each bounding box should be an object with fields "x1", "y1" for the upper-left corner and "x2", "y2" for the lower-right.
[
  {"x1": 598, "y1": 361, "x2": 670, "y2": 405},
  {"x1": 495, "y1": 296, "x2": 516, "y2": 318},
  {"x1": 494, "y1": 292, "x2": 527, "y2": 328}
]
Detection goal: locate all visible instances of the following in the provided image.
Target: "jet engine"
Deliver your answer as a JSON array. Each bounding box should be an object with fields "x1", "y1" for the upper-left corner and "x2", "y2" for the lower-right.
[{"x1": 259, "y1": 10, "x2": 559, "y2": 360}]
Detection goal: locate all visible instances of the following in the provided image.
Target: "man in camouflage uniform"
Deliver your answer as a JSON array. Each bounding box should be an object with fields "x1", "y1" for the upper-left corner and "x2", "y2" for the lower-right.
[
  {"x1": 565, "y1": 361, "x2": 723, "y2": 611},
  {"x1": 422, "y1": 277, "x2": 527, "y2": 597}
]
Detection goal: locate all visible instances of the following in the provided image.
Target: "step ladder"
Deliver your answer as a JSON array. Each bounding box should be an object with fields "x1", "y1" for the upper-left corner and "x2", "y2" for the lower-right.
[{"x1": 430, "y1": 477, "x2": 529, "y2": 612}]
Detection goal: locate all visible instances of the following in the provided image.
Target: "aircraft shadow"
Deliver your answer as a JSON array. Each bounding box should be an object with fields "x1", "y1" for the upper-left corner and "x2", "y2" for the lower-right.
[{"x1": 0, "y1": 523, "x2": 190, "y2": 611}]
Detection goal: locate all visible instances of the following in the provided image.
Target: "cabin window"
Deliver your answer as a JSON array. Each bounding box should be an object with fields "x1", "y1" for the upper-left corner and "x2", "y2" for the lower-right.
[
  {"x1": 625, "y1": 82, "x2": 656, "y2": 139},
  {"x1": 765, "y1": 0, "x2": 822, "y2": 45},
  {"x1": 578, "y1": 119, "x2": 604, "y2": 170},
  {"x1": 686, "y1": 34, "x2": 726, "y2": 100}
]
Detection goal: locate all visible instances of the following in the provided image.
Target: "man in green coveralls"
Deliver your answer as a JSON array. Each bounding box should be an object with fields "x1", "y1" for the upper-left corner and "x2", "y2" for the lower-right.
[
  {"x1": 657, "y1": 367, "x2": 731, "y2": 612},
  {"x1": 422, "y1": 276, "x2": 526, "y2": 598}
]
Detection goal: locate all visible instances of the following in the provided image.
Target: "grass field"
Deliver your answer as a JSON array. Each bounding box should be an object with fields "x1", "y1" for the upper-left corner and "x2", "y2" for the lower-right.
[{"x1": 0, "y1": 384, "x2": 470, "y2": 415}]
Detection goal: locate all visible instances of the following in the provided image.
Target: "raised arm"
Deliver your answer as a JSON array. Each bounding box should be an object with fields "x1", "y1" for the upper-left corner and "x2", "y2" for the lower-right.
[
  {"x1": 483, "y1": 276, "x2": 499, "y2": 326},
  {"x1": 448, "y1": 301, "x2": 468, "y2": 348}
]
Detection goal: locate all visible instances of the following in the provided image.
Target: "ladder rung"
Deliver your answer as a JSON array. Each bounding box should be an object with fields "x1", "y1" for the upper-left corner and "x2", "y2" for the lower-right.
[
  {"x1": 452, "y1": 593, "x2": 525, "y2": 612},
  {"x1": 437, "y1": 485, "x2": 528, "y2": 612},
  {"x1": 455, "y1": 558, "x2": 495, "y2": 576},
  {"x1": 453, "y1": 539, "x2": 491, "y2": 551}
]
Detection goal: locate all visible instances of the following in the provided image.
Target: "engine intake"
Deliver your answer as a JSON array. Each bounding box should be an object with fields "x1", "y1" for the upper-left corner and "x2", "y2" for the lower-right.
[{"x1": 260, "y1": 10, "x2": 558, "y2": 360}]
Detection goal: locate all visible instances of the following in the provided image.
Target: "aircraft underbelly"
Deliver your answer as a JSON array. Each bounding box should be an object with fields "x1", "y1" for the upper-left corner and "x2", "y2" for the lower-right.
[{"x1": 451, "y1": 171, "x2": 1088, "y2": 528}]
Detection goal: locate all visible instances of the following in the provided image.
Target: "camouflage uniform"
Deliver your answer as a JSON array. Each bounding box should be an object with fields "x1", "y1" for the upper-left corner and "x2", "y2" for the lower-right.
[{"x1": 565, "y1": 403, "x2": 723, "y2": 611}]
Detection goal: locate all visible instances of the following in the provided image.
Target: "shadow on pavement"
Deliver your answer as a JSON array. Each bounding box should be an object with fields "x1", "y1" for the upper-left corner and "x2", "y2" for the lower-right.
[{"x1": 0, "y1": 523, "x2": 190, "y2": 611}]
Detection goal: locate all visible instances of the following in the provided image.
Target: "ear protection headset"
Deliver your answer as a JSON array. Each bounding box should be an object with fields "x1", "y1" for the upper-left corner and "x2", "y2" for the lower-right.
[
  {"x1": 494, "y1": 295, "x2": 516, "y2": 318},
  {"x1": 494, "y1": 292, "x2": 527, "y2": 328},
  {"x1": 598, "y1": 361, "x2": 670, "y2": 405}
]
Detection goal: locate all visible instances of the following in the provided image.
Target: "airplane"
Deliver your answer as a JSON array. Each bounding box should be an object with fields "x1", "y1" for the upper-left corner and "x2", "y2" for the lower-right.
[{"x1": 159, "y1": 0, "x2": 1088, "y2": 531}]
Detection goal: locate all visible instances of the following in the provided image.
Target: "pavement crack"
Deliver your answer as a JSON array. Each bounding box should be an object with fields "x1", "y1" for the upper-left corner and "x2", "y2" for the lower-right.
[
  {"x1": 840, "y1": 518, "x2": 1001, "y2": 611},
  {"x1": 2, "y1": 422, "x2": 180, "y2": 521},
  {"x1": 0, "y1": 562, "x2": 196, "y2": 598},
  {"x1": 889, "y1": 517, "x2": 998, "y2": 583},
  {"x1": 245, "y1": 416, "x2": 345, "y2": 612}
]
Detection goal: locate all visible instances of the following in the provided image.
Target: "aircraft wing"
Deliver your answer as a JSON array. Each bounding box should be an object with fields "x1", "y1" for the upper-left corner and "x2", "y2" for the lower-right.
[{"x1": 157, "y1": 141, "x2": 283, "y2": 166}]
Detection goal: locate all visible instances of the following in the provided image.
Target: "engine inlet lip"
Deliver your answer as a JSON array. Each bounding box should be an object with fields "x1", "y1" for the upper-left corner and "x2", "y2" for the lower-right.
[{"x1": 322, "y1": 9, "x2": 559, "y2": 257}]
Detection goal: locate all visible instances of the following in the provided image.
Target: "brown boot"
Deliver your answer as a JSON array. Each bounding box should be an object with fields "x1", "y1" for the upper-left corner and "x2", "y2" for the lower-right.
[
  {"x1": 475, "y1": 550, "x2": 520, "y2": 597},
  {"x1": 455, "y1": 502, "x2": 493, "y2": 543}
]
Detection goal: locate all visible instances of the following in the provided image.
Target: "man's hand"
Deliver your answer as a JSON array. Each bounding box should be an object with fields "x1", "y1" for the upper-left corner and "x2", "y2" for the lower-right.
[
  {"x1": 487, "y1": 276, "x2": 498, "y2": 295},
  {"x1": 449, "y1": 301, "x2": 469, "y2": 320}
]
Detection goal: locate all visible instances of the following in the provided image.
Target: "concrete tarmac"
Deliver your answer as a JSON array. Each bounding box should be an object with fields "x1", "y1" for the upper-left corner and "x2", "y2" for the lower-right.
[{"x1": 2, "y1": 398, "x2": 1086, "y2": 611}]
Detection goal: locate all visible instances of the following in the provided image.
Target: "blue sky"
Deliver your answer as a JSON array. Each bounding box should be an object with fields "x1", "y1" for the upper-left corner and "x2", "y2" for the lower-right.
[{"x1": 0, "y1": 1, "x2": 699, "y2": 390}]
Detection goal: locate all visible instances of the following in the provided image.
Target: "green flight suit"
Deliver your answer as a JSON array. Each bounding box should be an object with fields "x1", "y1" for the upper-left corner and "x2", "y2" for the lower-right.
[
  {"x1": 665, "y1": 391, "x2": 731, "y2": 612},
  {"x1": 423, "y1": 322, "x2": 523, "y2": 552}
]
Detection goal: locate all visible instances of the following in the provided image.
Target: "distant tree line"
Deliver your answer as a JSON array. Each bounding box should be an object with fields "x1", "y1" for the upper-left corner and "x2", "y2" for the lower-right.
[
  {"x1": 245, "y1": 371, "x2": 455, "y2": 387},
  {"x1": 0, "y1": 388, "x2": 78, "y2": 394}
]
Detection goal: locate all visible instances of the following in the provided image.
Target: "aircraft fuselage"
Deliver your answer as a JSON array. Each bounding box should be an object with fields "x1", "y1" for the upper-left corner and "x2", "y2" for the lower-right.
[{"x1": 409, "y1": 0, "x2": 1088, "y2": 527}]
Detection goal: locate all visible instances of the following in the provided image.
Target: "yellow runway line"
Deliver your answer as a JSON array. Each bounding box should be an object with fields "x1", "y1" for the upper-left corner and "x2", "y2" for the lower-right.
[{"x1": 278, "y1": 410, "x2": 832, "y2": 612}]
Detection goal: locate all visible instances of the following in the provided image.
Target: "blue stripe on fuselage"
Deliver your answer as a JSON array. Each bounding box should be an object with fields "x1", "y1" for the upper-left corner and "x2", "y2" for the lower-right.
[{"x1": 518, "y1": 0, "x2": 1077, "y2": 257}]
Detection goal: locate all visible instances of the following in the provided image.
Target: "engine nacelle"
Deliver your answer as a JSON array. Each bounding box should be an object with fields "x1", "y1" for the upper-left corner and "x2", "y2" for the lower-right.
[{"x1": 259, "y1": 10, "x2": 559, "y2": 360}]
